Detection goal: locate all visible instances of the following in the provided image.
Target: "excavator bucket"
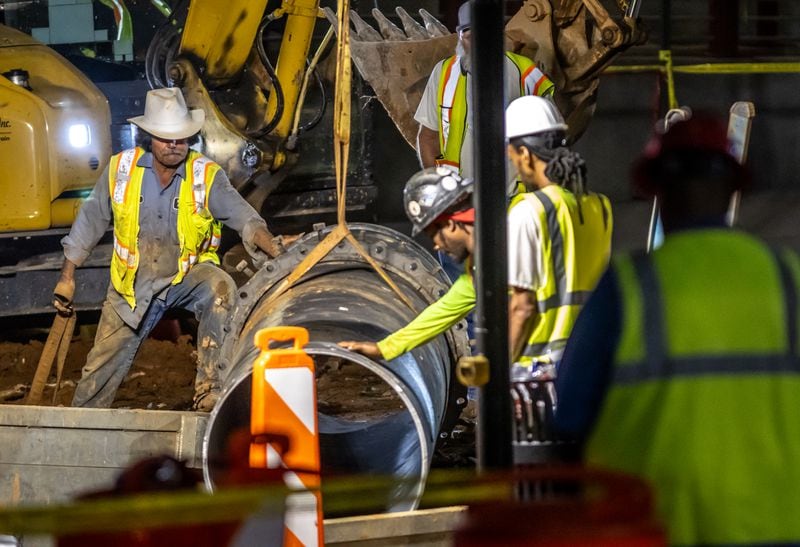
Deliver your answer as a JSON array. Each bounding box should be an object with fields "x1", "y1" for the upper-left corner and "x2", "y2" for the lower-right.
[
  {"x1": 329, "y1": 1, "x2": 646, "y2": 145},
  {"x1": 324, "y1": 6, "x2": 457, "y2": 148}
]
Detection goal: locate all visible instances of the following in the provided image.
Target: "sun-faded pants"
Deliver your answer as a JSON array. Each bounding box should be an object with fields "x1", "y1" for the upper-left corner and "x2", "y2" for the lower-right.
[{"x1": 71, "y1": 263, "x2": 236, "y2": 408}]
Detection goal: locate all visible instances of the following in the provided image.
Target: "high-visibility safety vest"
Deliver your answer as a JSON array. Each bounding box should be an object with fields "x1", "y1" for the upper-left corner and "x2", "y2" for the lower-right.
[
  {"x1": 586, "y1": 229, "x2": 800, "y2": 546},
  {"x1": 108, "y1": 147, "x2": 223, "y2": 309},
  {"x1": 518, "y1": 185, "x2": 612, "y2": 364},
  {"x1": 436, "y1": 52, "x2": 555, "y2": 171}
]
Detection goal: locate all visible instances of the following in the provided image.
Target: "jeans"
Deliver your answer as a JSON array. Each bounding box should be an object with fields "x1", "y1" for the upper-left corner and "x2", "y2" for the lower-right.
[{"x1": 71, "y1": 263, "x2": 236, "y2": 408}]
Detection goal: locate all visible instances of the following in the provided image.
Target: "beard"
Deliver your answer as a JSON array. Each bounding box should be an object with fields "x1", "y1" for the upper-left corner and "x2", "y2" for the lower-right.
[
  {"x1": 456, "y1": 40, "x2": 471, "y2": 73},
  {"x1": 154, "y1": 149, "x2": 188, "y2": 169},
  {"x1": 445, "y1": 242, "x2": 470, "y2": 263}
]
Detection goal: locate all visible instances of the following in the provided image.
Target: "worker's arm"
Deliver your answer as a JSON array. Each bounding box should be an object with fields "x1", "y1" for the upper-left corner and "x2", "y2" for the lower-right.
[
  {"x1": 413, "y1": 62, "x2": 443, "y2": 169},
  {"x1": 57, "y1": 165, "x2": 113, "y2": 312},
  {"x1": 509, "y1": 287, "x2": 537, "y2": 362},
  {"x1": 378, "y1": 272, "x2": 475, "y2": 360},
  {"x1": 206, "y1": 170, "x2": 283, "y2": 258},
  {"x1": 61, "y1": 165, "x2": 113, "y2": 267},
  {"x1": 342, "y1": 272, "x2": 476, "y2": 361},
  {"x1": 416, "y1": 125, "x2": 440, "y2": 169},
  {"x1": 507, "y1": 197, "x2": 543, "y2": 360}
]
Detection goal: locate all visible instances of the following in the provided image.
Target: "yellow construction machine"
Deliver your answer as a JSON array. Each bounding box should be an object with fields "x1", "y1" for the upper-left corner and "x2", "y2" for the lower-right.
[{"x1": 0, "y1": 0, "x2": 645, "y2": 317}]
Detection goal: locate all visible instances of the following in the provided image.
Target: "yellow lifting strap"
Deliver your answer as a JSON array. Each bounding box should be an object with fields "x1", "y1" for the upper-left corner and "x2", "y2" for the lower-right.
[{"x1": 262, "y1": 0, "x2": 416, "y2": 312}]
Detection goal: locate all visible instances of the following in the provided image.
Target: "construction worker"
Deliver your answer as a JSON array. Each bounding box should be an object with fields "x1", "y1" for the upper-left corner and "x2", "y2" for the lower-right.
[
  {"x1": 54, "y1": 88, "x2": 283, "y2": 411},
  {"x1": 505, "y1": 95, "x2": 612, "y2": 373},
  {"x1": 414, "y1": 1, "x2": 555, "y2": 186},
  {"x1": 342, "y1": 96, "x2": 611, "y2": 373},
  {"x1": 416, "y1": 0, "x2": 555, "y2": 286},
  {"x1": 554, "y1": 113, "x2": 800, "y2": 545}
]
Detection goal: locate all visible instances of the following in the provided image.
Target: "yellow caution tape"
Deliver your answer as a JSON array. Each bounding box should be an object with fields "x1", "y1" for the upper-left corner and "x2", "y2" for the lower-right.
[
  {"x1": 601, "y1": 51, "x2": 800, "y2": 113},
  {"x1": 659, "y1": 50, "x2": 679, "y2": 109},
  {"x1": 0, "y1": 469, "x2": 510, "y2": 536},
  {"x1": 605, "y1": 61, "x2": 800, "y2": 75},
  {"x1": 0, "y1": 484, "x2": 287, "y2": 536}
]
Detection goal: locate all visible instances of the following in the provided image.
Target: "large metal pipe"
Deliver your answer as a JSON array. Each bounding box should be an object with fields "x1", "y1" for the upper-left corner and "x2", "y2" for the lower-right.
[{"x1": 203, "y1": 223, "x2": 470, "y2": 511}]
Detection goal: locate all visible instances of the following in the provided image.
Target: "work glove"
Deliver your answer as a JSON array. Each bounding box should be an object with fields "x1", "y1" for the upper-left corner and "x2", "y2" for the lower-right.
[{"x1": 53, "y1": 278, "x2": 75, "y2": 316}]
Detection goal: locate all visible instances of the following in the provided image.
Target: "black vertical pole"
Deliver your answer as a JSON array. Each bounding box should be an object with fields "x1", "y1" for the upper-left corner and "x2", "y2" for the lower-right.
[{"x1": 470, "y1": 0, "x2": 513, "y2": 470}]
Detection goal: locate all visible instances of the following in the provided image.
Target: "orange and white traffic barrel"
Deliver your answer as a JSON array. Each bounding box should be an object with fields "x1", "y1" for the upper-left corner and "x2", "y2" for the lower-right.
[{"x1": 250, "y1": 326, "x2": 323, "y2": 547}]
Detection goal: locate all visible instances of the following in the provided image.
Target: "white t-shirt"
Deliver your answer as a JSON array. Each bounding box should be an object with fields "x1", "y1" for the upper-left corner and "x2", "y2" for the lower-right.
[
  {"x1": 507, "y1": 196, "x2": 544, "y2": 291},
  {"x1": 414, "y1": 56, "x2": 526, "y2": 185}
]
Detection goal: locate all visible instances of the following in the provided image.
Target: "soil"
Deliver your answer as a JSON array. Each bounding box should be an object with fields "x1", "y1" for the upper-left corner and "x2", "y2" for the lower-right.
[
  {"x1": 0, "y1": 322, "x2": 196, "y2": 409},
  {"x1": 316, "y1": 356, "x2": 406, "y2": 421}
]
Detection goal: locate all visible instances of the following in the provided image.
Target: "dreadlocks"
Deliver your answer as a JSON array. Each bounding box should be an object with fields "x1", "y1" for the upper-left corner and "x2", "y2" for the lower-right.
[
  {"x1": 510, "y1": 130, "x2": 590, "y2": 221},
  {"x1": 544, "y1": 147, "x2": 588, "y2": 198}
]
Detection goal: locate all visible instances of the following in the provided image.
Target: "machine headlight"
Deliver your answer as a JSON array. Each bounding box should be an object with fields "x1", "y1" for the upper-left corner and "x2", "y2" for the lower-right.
[{"x1": 68, "y1": 124, "x2": 91, "y2": 148}]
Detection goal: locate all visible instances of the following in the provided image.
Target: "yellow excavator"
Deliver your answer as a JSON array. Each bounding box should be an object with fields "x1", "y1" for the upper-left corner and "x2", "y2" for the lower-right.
[{"x1": 0, "y1": 0, "x2": 645, "y2": 317}]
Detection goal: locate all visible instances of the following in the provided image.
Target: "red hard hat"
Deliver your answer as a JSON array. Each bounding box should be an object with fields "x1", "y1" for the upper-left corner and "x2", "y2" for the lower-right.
[{"x1": 632, "y1": 112, "x2": 750, "y2": 193}]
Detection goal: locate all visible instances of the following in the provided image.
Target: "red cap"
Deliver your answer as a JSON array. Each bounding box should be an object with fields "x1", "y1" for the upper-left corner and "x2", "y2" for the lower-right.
[
  {"x1": 448, "y1": 207, "x2": 475, "y2": 224},
  {"x1": 436, "y1": 207, "x2": 475, "y2": 226},
  {"x1": 632, "y1": 112, "x2": 750, "y2": 192}
]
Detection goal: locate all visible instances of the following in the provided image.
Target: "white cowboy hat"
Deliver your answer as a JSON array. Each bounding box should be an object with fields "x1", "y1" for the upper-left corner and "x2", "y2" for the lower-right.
[{"x1": 127, "y1": 87, "x2": 205, "y2": 140}]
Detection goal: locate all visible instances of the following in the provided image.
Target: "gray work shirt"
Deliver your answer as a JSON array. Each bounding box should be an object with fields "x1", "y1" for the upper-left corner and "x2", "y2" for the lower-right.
[{"x1": 62, "y1": 152, "x2": 267, "y2": 328}]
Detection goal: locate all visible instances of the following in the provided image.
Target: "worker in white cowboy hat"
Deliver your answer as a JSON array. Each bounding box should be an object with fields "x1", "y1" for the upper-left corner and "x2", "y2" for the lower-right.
[{"x1": 54, "y1": 87, "x2": 284, "y2": 411}]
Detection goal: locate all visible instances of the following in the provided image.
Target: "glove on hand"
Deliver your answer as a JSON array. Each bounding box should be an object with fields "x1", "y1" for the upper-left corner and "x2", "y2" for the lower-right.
[{"x1": 53, "y1": 278, "x2": 75, "y2": 315}]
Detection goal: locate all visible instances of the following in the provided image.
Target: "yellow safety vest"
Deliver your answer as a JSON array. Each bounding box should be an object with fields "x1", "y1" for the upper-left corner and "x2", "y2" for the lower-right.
[
  {"x1": 518, "y1": 185, "x2": 612, "y2": 364},
  {"x1": 108, "y1": 147, "x2": 223, "y2": 309},
  {"x1": 587, "y1": 230, "x2": 800, "y2": 545},
  {"x1": 436, "y1": 52, "x2": 555, "y2": 171}
]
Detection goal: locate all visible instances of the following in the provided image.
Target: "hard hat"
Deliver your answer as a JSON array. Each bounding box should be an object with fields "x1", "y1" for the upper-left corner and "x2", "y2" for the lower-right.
[
  {"x1": 632, "y1": 112, "x2": 749, "y2": 190},
  {"x1": 404, "y1": 167, "x2": 474, "y2": 236},
  {"x1": 505, "y1": 96, "x2": 568, "y2": 140},
  {"x1": 456, "y1": 2, "x2": 470, "y2": 32}
]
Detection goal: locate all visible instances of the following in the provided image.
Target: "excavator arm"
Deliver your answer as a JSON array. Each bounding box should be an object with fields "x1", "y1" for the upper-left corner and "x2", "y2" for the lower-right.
[
  {"x1": 145, "y1": 0, "x2": 324, "y2": 205},
  {"x1": 141, "y1": 0, "x2": 644, "y2": 204},
  {"x1": 340, "y1": 0, "x2": 646, "y2": 143}
]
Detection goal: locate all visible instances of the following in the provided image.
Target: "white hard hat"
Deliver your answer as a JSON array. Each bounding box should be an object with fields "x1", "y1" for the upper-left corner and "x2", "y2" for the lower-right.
[{"x1": 505, "y1": 96, "x2": 567, "y2": 140}]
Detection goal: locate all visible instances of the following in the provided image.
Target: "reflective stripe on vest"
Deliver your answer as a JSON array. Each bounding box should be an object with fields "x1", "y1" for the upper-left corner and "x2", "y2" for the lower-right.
[
  {"x1": 111, "y1": 149, "x2": 142, "y2": 270},
  {"x1": 436, "y1": 53, "x2": 555, "y2": 172},
  {"x1": 613, "y1": 247, "x2": 799, "y2": 384},
  {"x1": 505, "y1": 51, "x2": 555, "y2": 97},
  {"x1": 587, "y1": 231, "x2": 800, "y2": 545},
  {"x1": 519, "y1": 187, "x2": 612, "y2": 363},
  {"x1": 180, "y1": 155, "x2": 222, "y2": 275},
  {"x1": 437, "y1": 55, "x2": 464, "y2": 167}
]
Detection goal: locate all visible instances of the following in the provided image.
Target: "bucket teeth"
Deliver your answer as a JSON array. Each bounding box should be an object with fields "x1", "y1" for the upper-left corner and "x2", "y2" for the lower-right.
[
  {"x1": 324, "y1": 6, "x2": 452, "y2": 42},
  {"x1": 349, "y1": 9, "x2": 384, "y2": 41},
  {"x1": 395, "y1": 7, "x2": 428, "y2": 40},
  {"x1": 370, "y1": 8, "x2": 407, "y2": 41},
  {"x1": 419, "y1": 8, "x2": 451, "y2": 37}
]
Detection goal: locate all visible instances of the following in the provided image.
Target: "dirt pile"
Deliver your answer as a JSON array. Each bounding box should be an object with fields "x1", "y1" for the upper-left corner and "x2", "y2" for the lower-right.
[{"x1": 0, "y1": 330, "x2": 196, "y2": 409}]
